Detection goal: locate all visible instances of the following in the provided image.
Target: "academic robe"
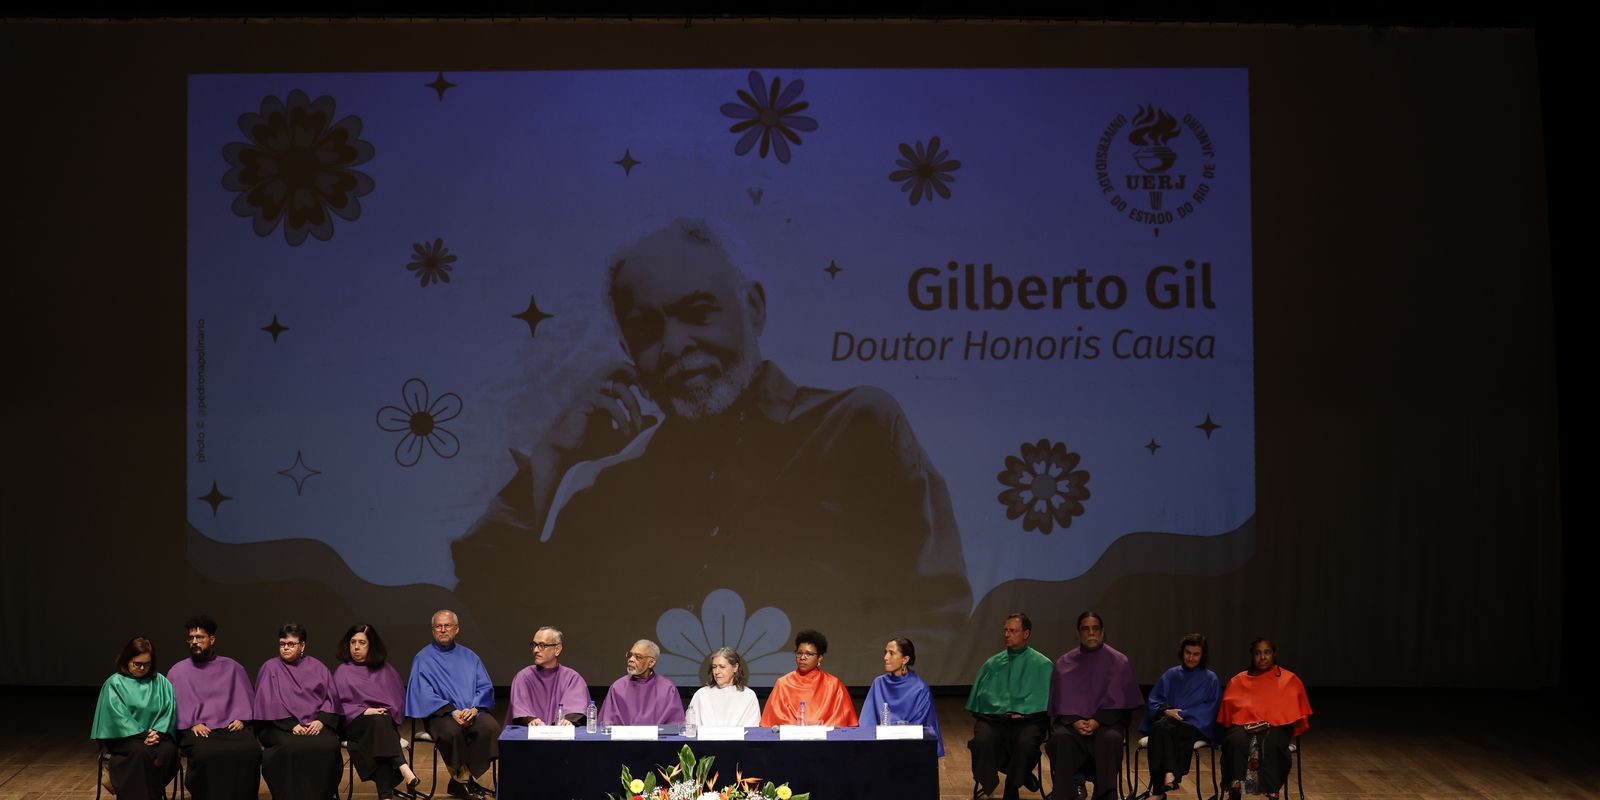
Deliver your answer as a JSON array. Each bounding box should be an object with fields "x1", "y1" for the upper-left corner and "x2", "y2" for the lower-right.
[
  {"x1": 965, "y1": 646, "x2": 1052, "y2": 796},
  {"x1": 1143, "y1": 664, "x2": 1221, "y2": 740},
  {"x1": 599, "y1": 672, "x2": 685, "y2": 726},
  {"x1": 861, "y1": 670, "x2": 944, "y2": 755},
  {"x1": 91, "y1": 672, "x2": 178, "y2": 800},
  {"x1": 1218, "y1": 666, "x2": 1312, "y2": 793},
  {"x1": 333, "y1": 662, "x2": 408, "y2": 789},
  {"x1": 966, "y1": 646, "x2": 1053, "y2": 716},
  {"x1": 509, "y1": 663, "x2": 590, "y2": 724},
  {"x1": 1142, "y1": 664, "x2": 1221, "y2": 785},
  {"x1": 405, "y1": 642, "x2": 498, "y2": 778},
  {"x1": 684, "y1": 684, "x2": 762, "y2": 728},
  {"x1": 168, "y1": 655, "x2": 261, "y2": 800},
  {"x1": 760, "y1": 668, "x2": 858, "y2": 726},
  {"x1": 253, "y1": 655, "x2": 341, "y2": 800},
  {"x1": 1047, "y1": 644, "x2": 1143, "y2": 799}
]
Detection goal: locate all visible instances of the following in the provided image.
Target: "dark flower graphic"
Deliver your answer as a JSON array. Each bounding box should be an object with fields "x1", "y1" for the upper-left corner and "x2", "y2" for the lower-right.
[
  {"x1": 889, "y1": 136, "x2": 962, "y2": 206},
  {"x1": 221, "y1": 89, "x2": 376, "y2": 246},
  {"x1": 996, "y1": 438, "x2": 1091, "y2": 534},
  {"x1": 406, "y1": 238, "x2": 458, "y2": 286},
  {"x1": 720, "y1": 70, "x2": 818, "y2": 164},
  {"x1": 375, "y1": 378, "x2": 462, "y2": 467}
]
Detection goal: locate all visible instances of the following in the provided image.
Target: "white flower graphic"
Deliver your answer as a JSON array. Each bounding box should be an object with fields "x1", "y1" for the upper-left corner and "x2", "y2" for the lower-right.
[{"x1": 655, "y1": 589, "x2": 791, "y2": 686}]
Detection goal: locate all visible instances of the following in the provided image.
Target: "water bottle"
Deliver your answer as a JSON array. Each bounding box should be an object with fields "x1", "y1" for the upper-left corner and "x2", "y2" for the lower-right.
[
  {"x1": 556, "y1": 702, "x2": 565, "y2": 727},
  {"x1": 586, "y1": 700, "x2": 597, "y2": 733},
  {"x1": 798, "y1": 701, "x2": 807, "y2": 726},
  {"x1": 880, "y1": 702, "x2": 891, "y2": 726}
]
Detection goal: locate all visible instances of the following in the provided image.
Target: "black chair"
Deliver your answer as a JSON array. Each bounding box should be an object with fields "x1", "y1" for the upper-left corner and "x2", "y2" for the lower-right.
[
  {"x1": 341, "y1": 734, "x2": 414, "y2": 800},
  {"x1": 407, "y1": 718, "x2": 496, "y2": 799},
  {"x1": 1213, "y1": 735, "x2": 1305, "y2": 800},
  {"x1": 967, "y1": 736, "x2": 1049, "y2": 798},
  {"x1": 95, "y1": 746, "x2": 184, "y2": 800},
  {"x1": 1130, "y1": 735, "x2": 1217, "y2": 800}
]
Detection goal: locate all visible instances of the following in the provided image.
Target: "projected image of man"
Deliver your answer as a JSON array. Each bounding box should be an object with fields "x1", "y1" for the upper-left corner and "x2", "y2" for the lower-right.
[{"x1": 453, "y1": 217, "x2": 971, "y2": 677}]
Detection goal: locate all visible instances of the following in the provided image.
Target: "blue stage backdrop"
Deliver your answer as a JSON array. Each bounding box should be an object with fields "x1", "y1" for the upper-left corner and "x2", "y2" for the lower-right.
[{"x1": 186, "y1": 68, "x2": 1253, "y2": 685}]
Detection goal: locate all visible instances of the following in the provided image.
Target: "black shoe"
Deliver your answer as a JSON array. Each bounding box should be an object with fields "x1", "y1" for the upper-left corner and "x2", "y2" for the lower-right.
[
  {"x1": 1023, "y1": 772, "x2": 1040, "y2": 792},
  {"x1": 447, "y1": 779, "x2": 473, "y2": 799},
  {"x1": 1074, "y1": 777, "x2": 1088, "y2": 800},
  {"x1": 467, "y1": 779, "x2": 495, "y2": 799}
]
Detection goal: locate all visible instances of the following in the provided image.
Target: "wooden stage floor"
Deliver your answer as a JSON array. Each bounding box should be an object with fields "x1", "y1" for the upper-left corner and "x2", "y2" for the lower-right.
[{"x1": 2, "y1": 691, "x2": 1595, "y2": 799}]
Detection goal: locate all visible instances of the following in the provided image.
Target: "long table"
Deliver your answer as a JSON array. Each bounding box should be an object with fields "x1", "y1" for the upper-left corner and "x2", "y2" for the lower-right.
[{"x1": 496, "y1": 725, "x2": 940, "y2": 799}]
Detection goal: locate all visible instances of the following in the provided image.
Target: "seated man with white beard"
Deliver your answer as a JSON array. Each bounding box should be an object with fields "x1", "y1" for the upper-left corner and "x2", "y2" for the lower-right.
[{"x1": 452, "y1": 217, "x2": 971, "y2": 677}]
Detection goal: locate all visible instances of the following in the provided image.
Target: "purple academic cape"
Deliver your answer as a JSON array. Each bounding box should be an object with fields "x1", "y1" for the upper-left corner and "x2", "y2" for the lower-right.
[
  {"x1": 253, "y1": 655, "x2": 336, "y2": 725},
  {"x1": 509, "y1": 663, "x2": 590, "y2": 723},
  {"x1": 1048, "y1": 643, "x2": 1143, "y2": 719},
  {"x1": 168, "y1": 654, "x2": 255, "y2": 729},
  {"x1": 598, "y1": 672, "x2": 685, "y2": 726},
  {"x1": 333, "y1": 662, "x2": 406, "y2": 727},
  {"x1": 405, "y1": 642, "x2": 495, "y2": 718}
]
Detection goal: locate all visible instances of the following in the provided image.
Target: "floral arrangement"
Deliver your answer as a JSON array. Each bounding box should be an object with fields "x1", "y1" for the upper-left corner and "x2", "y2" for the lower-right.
[{"x1": 608, "y1": 744, "x2": 810, "y2": 800}]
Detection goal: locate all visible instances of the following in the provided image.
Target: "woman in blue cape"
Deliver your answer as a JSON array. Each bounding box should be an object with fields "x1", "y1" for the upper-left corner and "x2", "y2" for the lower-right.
[
  {"x1": 1141, "y1": 633, "x2": 1220, "y2": 799},
  {"x1": 860, "y1": 638, "x2": 944, "y2": 755},
  {"x1": 90, "y1": 636, "x2": 178, "y2": 799}
]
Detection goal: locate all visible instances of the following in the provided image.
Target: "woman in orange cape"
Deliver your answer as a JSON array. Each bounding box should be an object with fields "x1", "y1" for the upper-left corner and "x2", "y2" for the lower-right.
[
  {"x1": 759, "y1": 629, "x2": 858, "y2": 727},
  {"x1": 1217, "y1": 638, "x2": 1312, "y2": 800}
]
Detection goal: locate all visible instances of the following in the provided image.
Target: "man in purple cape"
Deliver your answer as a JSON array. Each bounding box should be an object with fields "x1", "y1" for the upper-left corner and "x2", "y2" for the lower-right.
[
  {"x1": 167, "y1": 615, "x2": 261, "y2": 800},
  {"x1": 599, "y1": 639, "x2": 685, "y2": 726},
  {"x1": 1048, "y1": 611, "x2": 1143, "y2": 800},
  {"x1": 509, "y1": 626, "x2": 591, "y2": 726},
  {"x1": 405, "y1": 610, "x2": 498, "y2": 799}
]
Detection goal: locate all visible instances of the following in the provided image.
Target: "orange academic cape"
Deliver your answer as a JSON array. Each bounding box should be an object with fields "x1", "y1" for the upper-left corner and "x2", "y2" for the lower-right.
[
  {"x1": 759, "y1": 668, "x2": 859, "y2": 726},
  {"x1": 1217, "y1": 666, "x2": 1312, "y2": 736}
]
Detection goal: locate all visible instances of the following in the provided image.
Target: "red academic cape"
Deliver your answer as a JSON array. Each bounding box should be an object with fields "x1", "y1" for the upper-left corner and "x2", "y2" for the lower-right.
[
  {"x1": 1217, "y1": 666, "x2": 1312, "y2": 736},
  {"x1": 759, "y1": 668, "x2": 858, "y2": 726}
]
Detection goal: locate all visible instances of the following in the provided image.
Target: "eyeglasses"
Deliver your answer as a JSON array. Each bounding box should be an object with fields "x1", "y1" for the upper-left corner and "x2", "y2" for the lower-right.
[
  {"x1": 278, "y1": 642, "x2": 304, "y2": 649},
  {"x1": 626, "y1": 652, "x2": 653, "y2": 661},
  {"x1": 531, "y1": 642, "x2": 560, "y2": 650},
  {"x1": 128, "y1": 660, "x2": 152, "y2": 670},
  {"x1": 794, "y1": 650, "x2": 820, "y2": 659}
]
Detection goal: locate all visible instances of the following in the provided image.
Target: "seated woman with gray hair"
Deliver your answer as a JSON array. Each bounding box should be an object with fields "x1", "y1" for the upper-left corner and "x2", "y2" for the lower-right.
[{"x1": 683, "y1": 647, "x2": 762, "y2": 727}]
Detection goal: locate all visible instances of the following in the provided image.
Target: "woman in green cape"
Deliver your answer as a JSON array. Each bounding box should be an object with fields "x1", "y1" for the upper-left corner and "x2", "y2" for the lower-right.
[{"x1": 90, "y1": 636, "x2": 179, "y2": 799}]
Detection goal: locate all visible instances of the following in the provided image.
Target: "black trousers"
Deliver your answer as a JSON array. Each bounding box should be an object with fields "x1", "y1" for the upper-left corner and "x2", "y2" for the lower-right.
[
  {"x1": 345, "y1": 714, "x2": 408, "y2": 795},
  {"x1": 968, "y1": 712, "x2": 1048, "y2": 797},
  {"x1": 102, "y1": 735, "x2": 179, "y2": 800},
  {"x1": 1050, "y1": 719, "x2": 1125, "y2": 800},
  {"x1": 426, "y1": 710, "x2": 500, "y2": 779},
  {"x1": 1220, "y1": 724, "x2": 1293, "y2": 794},
  {"x1": 177, "y1": 727, "x2": 261, "y2": 799},
  {"x1": 257, "y1": 714, "x2": 342, "y2": 799},
  {"x1": 1147, "y1": 716, "x2": 1204, "y2": 785}
]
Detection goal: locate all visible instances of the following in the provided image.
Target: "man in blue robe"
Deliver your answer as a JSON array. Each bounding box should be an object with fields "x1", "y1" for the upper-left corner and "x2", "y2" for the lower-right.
[{"x1": 406, "y1": 610, "x2": 498, "y2": 800}]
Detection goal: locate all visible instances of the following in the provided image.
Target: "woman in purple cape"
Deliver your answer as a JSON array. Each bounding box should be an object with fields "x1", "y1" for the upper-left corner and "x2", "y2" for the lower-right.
[
  {"x1": 334, "y1": 624, "x2": 422, "y2": 799},
  {"x1": 253, "y1": 623, "x2": 342, "y2": 799}
]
